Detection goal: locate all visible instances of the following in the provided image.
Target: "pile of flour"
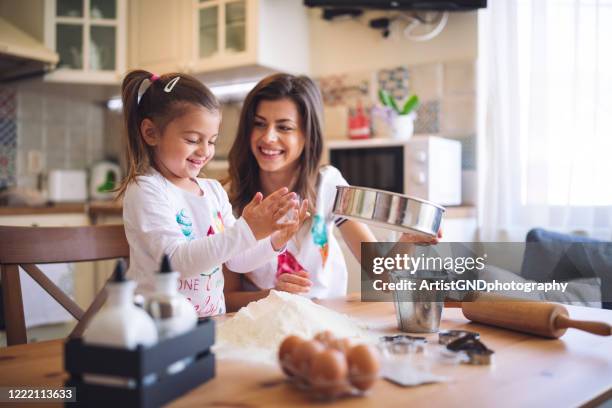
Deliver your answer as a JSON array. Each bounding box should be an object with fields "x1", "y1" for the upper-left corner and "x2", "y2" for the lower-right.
[{"x1": 214, "y1": 290, "x2": 370, "y2": 363}]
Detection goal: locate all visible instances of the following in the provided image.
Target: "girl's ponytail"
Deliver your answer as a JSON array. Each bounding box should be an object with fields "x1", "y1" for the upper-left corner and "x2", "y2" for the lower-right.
[{"x1": 115, "y1": 70, "x2": 154, "y2": 198}]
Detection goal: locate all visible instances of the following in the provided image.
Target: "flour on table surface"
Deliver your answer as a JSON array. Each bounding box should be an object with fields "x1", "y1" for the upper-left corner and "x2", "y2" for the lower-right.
[{"x1": 214, "y1": 290, "x2": 373, "y2": 364}]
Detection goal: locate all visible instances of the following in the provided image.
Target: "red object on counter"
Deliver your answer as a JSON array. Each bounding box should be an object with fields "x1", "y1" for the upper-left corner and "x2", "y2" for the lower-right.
[{"x1": 348, "y1": 101, "x2": 370, "y2": 139}]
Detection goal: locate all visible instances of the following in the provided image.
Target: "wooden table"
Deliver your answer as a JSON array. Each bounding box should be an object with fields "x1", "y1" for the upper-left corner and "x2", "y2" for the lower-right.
[{"x1": 1, "y1": 294, "x2": 612, "y2": 407}]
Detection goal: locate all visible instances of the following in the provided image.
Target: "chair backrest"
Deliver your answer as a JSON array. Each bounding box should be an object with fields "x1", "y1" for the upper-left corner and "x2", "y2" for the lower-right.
[{"x1": 0, "y1": 225, "x2": 129, "y2": 346}]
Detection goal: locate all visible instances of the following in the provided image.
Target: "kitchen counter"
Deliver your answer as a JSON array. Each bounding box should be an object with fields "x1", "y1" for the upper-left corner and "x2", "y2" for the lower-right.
[
  {"x1": 87, "y1": 200, "x2": 122, "y2": 217},
  {"x1": 0, "y1": 202, "x2": 474, "y2": 219},
  {"x1": 0, "y1": 201, "x2": 122, "y2": 217},
  {"x1": 0, "y1": 203, "x2": 86, "y2": 216},
  {"x1": 1, "y1": 294, "x2": 611, "y2": 407}
]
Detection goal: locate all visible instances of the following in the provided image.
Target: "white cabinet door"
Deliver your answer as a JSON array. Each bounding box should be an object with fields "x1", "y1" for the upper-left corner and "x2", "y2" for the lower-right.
[
  {"x1": 191, "y1": 0, "x2": 257, "y2": 73},
  {"x1": 128, "y1": 0, "x2": 192, "y2": 73},
  {"x1": 44, "y1": 0, "x2": 127, "y2": 84}
]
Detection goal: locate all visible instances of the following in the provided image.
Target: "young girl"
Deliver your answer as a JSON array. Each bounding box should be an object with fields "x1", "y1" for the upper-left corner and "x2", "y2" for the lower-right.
[
  {"x1": 117, "y1": 70, "x2": 304, "y2": 317},
  {"x1": 224, "y1": 73, "x2": 440, "y2": 309}
]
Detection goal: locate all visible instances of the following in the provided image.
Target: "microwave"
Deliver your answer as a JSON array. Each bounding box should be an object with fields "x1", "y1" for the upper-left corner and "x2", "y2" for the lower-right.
[{"x1": 326, "y1": 136, "x2": 462, "y2": 205}]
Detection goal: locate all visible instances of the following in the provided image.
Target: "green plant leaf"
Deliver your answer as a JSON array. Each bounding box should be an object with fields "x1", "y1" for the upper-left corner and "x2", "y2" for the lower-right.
[
  {"x1": 378, "y1": 89, "x2": 400, "y2": 114},
  {"x1": 401, "y1": 95, "x2": 420, "y2": 115},
  {"x1": 378, "y1": 89, "x2": 391, "y2": 107},
  {"x1": 388, "y1": 96, "x2": 400, "y2": 114}
]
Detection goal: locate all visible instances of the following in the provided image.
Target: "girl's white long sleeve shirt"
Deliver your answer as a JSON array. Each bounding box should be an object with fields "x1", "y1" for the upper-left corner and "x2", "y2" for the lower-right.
[{"x1": 123, "y1": 169, "x2": 280, "y2": 316}]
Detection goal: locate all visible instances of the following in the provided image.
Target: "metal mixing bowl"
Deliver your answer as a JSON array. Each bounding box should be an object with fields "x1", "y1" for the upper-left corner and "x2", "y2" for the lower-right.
[{"x1": 332, "y1": 185, "x2": 445, "y2": 237}]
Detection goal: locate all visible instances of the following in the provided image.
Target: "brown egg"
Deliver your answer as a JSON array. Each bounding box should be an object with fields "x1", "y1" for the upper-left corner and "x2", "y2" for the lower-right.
[
  {"x1": 310, "y1": 349, "x2": 349, "y2": 398},
  {"x1": 346, "y1": 344, "x2": 380, "y2": 391},
  {"x1": 278, "y1": 335, "x2": 303, "y2": 376},
  {"x1": 314, "y1": 330, "x2": 336, "y2": 346},
  {"x1": 329, "y1": 337, "x2": 352, "y2": 353},
  {"x1": 291, "y1": 340, "x2": 325, "y2": 379}
]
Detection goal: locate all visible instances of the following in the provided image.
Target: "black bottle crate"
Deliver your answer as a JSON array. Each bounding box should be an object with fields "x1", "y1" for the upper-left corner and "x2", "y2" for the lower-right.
[{"x1": 64, "y1": 318, "x2": 215, "y2": 407}]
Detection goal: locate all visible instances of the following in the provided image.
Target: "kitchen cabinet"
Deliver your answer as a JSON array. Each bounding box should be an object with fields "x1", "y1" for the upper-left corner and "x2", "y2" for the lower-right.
[
  {"x1": 129, "y1": 0, "x2": 309, "y2": 80},
  {"x1": 127, "y1": 0, "x2": 192, "y2": 74},
  {"x1": 44, "y1": 0, "x2": 127, "y2": 83}
]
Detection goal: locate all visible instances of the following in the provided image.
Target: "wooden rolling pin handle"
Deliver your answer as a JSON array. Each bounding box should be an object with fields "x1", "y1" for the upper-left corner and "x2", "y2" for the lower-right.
[{"x1": 555, "y1": 315, "x2": 612, "y2": 336}]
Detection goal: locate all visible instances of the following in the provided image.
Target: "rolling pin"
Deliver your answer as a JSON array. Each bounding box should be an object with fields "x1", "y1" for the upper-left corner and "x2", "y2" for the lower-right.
[{"x1": 447, "y1": 293, "x2": 612, "y2": 339}]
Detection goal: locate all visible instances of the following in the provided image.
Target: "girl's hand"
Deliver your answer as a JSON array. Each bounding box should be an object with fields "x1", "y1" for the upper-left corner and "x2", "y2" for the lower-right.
[
  {"x1": 274, "y1": 270, "x2": 312, "y2": 294},
  {"x1": 242, "y1": 188, "x2": 298, "y2": 240},
  {"x1": 398, "y1": 228, "x2": 443, "y2": 245},
  {"x1": 271, "y1": 199, "x2": 310, "y2": 250}
]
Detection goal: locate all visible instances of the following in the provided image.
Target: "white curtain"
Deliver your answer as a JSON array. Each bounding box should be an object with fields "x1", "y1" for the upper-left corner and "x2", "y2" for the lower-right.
[{"x1": 479, "y1": 0, "x2": 612, "y2": 241}]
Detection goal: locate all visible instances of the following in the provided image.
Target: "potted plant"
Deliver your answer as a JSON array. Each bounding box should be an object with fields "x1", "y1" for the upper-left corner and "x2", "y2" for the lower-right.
[{"x1": 378, "y1": 89, "x2": 420, "y2": 140}]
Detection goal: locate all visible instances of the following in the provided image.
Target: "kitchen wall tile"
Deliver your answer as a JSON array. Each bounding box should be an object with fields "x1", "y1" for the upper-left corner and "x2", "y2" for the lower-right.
[
  {"x1": 16, "y1": 149, "x2": 27, "y2": 177},
  {"x1": 0, "y1": 118, "x2": 17, "y2": 146},
  {"x1": 317, "y1": 71, "x2": 371, "y2": 108},
  {"x1": 0, "y1": 143, "x2": 16, "y2": 189},
  {"x1": 17, "y1": 121, "x2": 44, "y2": 152},
  {"x1": 43, "y1": 96, "x2": 68, "y2": 124},
  {"x1": 17, "y1": 92, "x2": 43, "y2": 122},
  {"x1": 0, "y1": 88, "x2": 17, "y2": 120},
  {"x1": 46, "y1": 125, "x2": 68, "y2": 158},
  {"x1": 377, "y1": 66, "x2": 409, "y2": 101},
  {"x1": 87, "y1": 106, "x2": 105, "y2": 130},
  {"x1": 444, "y1": 60, "x2": 475, "y2": 95},
  {"x1": 344, "y1": 70, "x2": 373, "y2": 102},
  {"x1": 102, "y1": 110, "x2": 123, "y2": 163},
  {"x1": 68, "y1": 127, "x2": 88, "y2": 169},
  {"x1": 414, "y1": 100, "x2": 440, "y2": 134},
  {"x1": 317, "y1": 74, "x2": 347, "y2": 106},
  {"x1": 217, "y1": 102, "x2": 241, "y2": 160},
  {"x1": 409, "y1": 63, "x2": 443, "y2": 102},
  {"x1": 16, "y1": 148, "x2": 46, "y2": 178},
  {"x1": 13, "y1": 85, "x2": 112, "y2": 187},
  {"x1": 46, "y1": 151, "x2": 67, "y2": 170},
  {"x1": 67, "y1": 99, "x2": 90, "y2": 126},
  {"x1": 88, "y1": 126, "x2": 105, "y2": 163},
  {"x1": 0, "y1": 87, "x2": 17, "y2": 188},
  {"x1": 441, "y1": 94, "x2": 476, "y2": 136}
]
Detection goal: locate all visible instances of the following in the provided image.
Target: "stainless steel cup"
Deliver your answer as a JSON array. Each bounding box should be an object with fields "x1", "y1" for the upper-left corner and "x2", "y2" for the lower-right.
[{"x1": 390, "y1": 270, "x2": 448, "y2": 333}]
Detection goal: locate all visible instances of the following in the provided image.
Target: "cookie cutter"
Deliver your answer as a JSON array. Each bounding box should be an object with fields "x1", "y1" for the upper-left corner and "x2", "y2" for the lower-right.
[
  {"x1": 438, "y1": 330, "x2": 480, "y2": 346},
  {"x1": 445, "y1": 335, "x2": 494, "y2": 365},
  {"x1": 379, "y1": 335, "x2": 427, "y2": 354}
]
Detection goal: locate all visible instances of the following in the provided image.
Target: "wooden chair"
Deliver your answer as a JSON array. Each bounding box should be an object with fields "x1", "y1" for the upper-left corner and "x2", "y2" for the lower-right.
[{"x1": 0, "y1": 225, "x2": 129, "y2": 346}]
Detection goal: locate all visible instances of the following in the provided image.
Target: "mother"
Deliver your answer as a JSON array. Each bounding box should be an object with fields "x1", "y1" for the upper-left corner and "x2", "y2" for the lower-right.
[{"x1": 222, "y1": 73, "x2": 439, "y2": 311}]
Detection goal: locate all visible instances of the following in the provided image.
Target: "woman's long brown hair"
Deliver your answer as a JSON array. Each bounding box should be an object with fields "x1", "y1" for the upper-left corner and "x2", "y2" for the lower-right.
[
  {"x1": 116, "y1": 69, "x2": 220, "y2": 198},
  {"x1": 226, "y1": 73, "x2": 324, "y2": 214}
]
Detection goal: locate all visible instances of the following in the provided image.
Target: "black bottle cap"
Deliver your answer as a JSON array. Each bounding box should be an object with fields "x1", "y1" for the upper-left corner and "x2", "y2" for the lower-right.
[
  {"x1": 160, "y1": 254, "x2": 173, "y2": 274},
  {"x1": 112, "y1": 258, "x2": 127, "y2": 282}
]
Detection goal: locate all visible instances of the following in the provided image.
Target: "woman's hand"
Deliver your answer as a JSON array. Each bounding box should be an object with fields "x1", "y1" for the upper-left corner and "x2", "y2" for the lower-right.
[
  {"x1": 242, "y1": 187, "x2": 298, "y2": 240},
  {"x1": 271, "y1": 199, "x2": 310, "y2": 250},
  {"x1": 274, "y1": 270, "x2": 312, "y2": 294},
  {"x1": 398, "y1": 228, "x2": 443, "y2": 245}
]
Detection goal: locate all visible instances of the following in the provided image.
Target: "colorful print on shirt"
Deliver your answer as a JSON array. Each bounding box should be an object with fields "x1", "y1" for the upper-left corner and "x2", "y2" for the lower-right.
[
  {"x1": 176, "y1": 209, "x2": 194, "y2": 241},
  {"x1": 174, "y1": 207, "x2": 225, "y2": 317},
  {"x1": 311, "y1": 214, "x2": 329, "y2": 267},
  {"x1": 276, "y1": 250, "x2": 307, "y2": 278}
]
